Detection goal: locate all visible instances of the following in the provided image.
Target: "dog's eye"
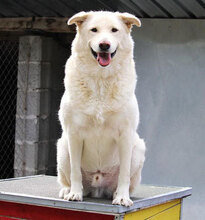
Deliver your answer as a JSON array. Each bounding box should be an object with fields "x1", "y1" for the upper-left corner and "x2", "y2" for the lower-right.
[
  {"x1": 91, "y1": 28, "x2": 98, "y2": 32},
  {"x1": 112, "y1": 28, "x2": 118, "y2": 33}
]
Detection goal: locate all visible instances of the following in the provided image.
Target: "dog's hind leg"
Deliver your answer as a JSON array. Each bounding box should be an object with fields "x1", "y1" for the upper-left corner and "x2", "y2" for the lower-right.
[
  {"x1": 57, "y1": 134, "x2": 71, "y2": 199},
  {"x1": 130, "y1": 134, "x2": 146, "y2": 197},
  {"x1": 130, "y1": 165, "x2": 143, "y2": 197}
]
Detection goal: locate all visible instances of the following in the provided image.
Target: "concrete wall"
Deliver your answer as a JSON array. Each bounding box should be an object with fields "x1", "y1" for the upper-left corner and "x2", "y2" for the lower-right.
[
  {"x1": 15, "y1": 35, "x2": 69, "y2": 176},
  {"x1": 133, "y1": 19, "x2": 205, "y2": 220}
]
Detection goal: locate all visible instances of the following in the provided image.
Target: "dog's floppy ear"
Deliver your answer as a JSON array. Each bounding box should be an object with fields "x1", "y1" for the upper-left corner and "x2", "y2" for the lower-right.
[
  {"x1": 67, "y1": 11, "x2": 89, "y2": 26},
  {"x1": 119, "y1": 12, "x2": 141, "y2": 29}
]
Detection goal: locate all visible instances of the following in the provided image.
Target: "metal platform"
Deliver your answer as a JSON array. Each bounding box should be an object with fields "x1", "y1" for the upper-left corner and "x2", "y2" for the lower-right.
[{"x1": 0, "y1": 175, "x2": 191, "y2": 215}]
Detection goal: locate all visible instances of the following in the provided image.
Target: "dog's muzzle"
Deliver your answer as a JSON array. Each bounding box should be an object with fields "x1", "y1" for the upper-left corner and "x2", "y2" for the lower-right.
[{"x1": 91, "y1": 48, "x2": 117, "y2": 67}]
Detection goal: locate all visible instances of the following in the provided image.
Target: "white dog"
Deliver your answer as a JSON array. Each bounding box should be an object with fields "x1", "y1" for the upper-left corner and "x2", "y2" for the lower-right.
[{"x1": 57, "y1": 11, "x2": 145, "y2": 207}]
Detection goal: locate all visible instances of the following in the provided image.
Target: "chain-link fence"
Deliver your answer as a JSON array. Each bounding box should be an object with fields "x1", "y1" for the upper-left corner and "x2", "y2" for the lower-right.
[
  {"x1": 0, "y1": 39, "x2": 19, "y2": 179},
  {"x1": 0, "y1": 35, "x2": 70, "y2": 179}
]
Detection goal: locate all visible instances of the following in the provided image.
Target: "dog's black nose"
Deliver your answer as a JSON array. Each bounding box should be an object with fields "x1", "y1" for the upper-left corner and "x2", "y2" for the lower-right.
[{"x1": 99, "y1": 42, "x2": 110, "y2": 51}]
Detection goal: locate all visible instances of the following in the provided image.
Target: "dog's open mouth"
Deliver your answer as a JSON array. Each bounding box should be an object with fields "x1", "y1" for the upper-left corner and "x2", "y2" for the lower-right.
[{"x1": 91, "y1": 48, "x2": 117, "y2": 67}]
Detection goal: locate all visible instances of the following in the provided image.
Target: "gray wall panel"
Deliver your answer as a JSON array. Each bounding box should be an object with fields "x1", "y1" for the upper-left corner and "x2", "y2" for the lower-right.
[{"x1": 133, "y1": 19, "x2": 205, "y2": 220}]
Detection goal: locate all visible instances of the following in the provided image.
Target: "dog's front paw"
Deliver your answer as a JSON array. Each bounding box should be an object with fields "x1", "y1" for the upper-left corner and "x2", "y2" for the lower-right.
[
  {"x1": 112, "y1": 195, "x2": 133, "y2": 207},
  {"x1": 65, "y1": 191, "x2": 83, "y2": 201},
  {"x1": 59, "y1": 187, "x2": 70, "y2": 199}
]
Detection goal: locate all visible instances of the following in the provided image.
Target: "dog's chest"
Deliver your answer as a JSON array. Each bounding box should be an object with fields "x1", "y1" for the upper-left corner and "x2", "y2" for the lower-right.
[
  {"x1": 73, "y1": 79, "x2": 121, "y2": 126},
  {"x1": 72, "y1": 107, "x2": 118, "y2": 135},
  {"x1": 75, "y1": 103, "x2": 121, "y2": 173}
]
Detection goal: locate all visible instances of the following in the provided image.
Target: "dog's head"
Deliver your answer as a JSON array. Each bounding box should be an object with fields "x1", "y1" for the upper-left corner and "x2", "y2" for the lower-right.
[{"x1": 68, "y1": 11, "x2": 141, "y2": 67}]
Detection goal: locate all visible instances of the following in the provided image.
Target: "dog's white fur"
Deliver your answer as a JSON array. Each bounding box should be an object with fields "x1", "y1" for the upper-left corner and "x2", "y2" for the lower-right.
[{"x1": 57, "y1": 11, "x2": 145, "y2": 207}]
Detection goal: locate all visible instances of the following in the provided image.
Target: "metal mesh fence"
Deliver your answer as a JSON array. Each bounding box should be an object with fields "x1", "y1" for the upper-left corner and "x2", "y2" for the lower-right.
[
  {"x1": 0, "y1": 35, "x2": 69, "y2": 179},
  {"x1": 0, "y1": 39, "x2": 19, "y2": 179}
]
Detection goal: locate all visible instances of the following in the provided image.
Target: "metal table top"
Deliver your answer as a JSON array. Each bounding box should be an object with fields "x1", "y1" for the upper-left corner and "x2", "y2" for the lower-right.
[{"x1": 0, "y1": 175, "x2": 192, "y2": 214}]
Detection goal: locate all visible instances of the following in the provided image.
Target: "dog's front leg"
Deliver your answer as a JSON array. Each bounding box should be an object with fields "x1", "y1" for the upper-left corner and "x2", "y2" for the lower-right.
[
  {"x1": 65, "y1": 133, "x2": 83, "y2": 201},
  {"x1": 112, "y1": 131, "x2": 134, "y2": 207}
]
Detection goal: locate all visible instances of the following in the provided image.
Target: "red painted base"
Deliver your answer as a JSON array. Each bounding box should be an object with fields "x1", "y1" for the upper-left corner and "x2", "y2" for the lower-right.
[{"x1": 0, "y1": 201, "x2": 114, "y2": 220}]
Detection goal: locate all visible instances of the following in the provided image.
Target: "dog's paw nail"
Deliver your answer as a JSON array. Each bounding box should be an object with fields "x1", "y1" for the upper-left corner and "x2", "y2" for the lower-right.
[
  {"x1": 112, "y1": 197, "x2": 133, "y2": 207},
  {"x1": 59, "y1": 187, "x2": 70, "y2": 199},
  {"x1": 65, "y1": 192, "x2": 83, "y2": 201}
]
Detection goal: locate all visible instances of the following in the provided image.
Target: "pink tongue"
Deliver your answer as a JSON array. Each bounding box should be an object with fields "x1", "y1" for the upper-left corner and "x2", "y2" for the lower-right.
[{"x1": 97, "y1": 53, "x2": 111, "y2": 66}]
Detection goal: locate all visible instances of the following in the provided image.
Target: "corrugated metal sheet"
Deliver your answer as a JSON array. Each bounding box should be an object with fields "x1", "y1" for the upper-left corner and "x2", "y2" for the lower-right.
[{"x1": 0, "y1": 0, "x2": 204, "y2": 18}]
